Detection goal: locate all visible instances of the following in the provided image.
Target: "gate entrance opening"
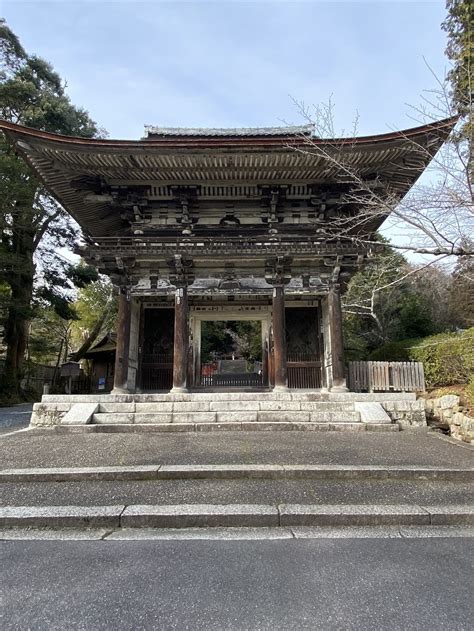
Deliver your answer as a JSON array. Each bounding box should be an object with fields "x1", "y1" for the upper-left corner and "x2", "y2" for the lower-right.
[{"x1": 200, "y1": 320, "x2": 264, "y2": 387}]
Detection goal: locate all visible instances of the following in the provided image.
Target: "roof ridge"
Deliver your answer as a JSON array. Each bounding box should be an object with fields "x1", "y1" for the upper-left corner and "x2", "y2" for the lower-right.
[{"x1": 143, "y1": 124, "x2": 315, "y2": 138}]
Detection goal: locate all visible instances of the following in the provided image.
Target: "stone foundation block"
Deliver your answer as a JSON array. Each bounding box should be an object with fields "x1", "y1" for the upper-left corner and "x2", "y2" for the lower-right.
[
  {"x1": 259, "y1": 401, "x2": 302, "y2": 411},
  {"x1": 133, "y1": 413, "x2": 173, "y2": 424},
  {"x1": 257, "y1": 411, "x2": 310, "y2": 423},
  {"x1": 30, "y1": 403, "x2": 71, "y2": 427},
  {"x1": 216, "y1": 412, "x2": 258, "y2": 423},
  {"x1": 134, "y1": 402, "x2": 174, "y2": 413},
  {"x1": 210, "y1": 400, "x2": 260, "y2": 412},
  {"x1": 92, "y1": 413, "x2": 134, "y2": 424},
  {"x1": 300, "y1": 402, "x2": 354, "y2": 411},
  {"x1": 308, "y1": 410, "x2": 332, "y2": 422},
  {"x1": 172, "y1": 401, "x2": 211, "y2": 412},
  {"x1": 172, "y1": 412, "x2": 217, "y2": 423},
  {"x1": 329, "y1": 412, "x2": 361, "y2": 423},
  {"x1": 99, "y1": 403, "x2": 136, "y2": 413}
]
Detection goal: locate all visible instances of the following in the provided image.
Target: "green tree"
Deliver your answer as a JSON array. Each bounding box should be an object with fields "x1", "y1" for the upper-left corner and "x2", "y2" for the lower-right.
[
  {"x1": 442, "y1": 0, "x2": 473, "y2": 143},
  {"x1": 0, "y1": 20, "x2": 102, "y2": 400},
  {"x1": 342, "y1": 240, "x2": 439, "y2": 358},
  {"x1": 69, "y1": 277, "x2": 117, "y2": 362}
]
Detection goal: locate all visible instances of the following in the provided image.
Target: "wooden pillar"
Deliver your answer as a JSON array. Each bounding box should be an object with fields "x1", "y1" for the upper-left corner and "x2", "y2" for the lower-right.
[
  {"x1": 112, "y1": 287, "x2": 132, "y2": 393},
  {"x1": 272, "y1": 285, "x2": 288, "y2": 389},
  {"x1": 327, "y1": 285, "x2": 347, "y2": 391},
  {"x1": 172, "y1": 285, "x2": 189, "y2": 392}
]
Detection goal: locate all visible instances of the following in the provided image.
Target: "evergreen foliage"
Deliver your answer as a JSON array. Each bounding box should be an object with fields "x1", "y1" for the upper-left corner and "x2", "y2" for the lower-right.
[
  {"x1": 442, "y1": 0, "x2": 473, "y2": 136},
  {"x1": 0, "y1": 19, "x2": 103, "y2": 400},
  {"x1": 409, "y1": 327, "x2": 474, "y2": 387}
]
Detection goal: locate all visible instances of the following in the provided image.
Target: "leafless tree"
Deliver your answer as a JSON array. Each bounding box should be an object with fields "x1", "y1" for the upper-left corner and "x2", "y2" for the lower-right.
[{"x1": 290, "y1": 72, "x2": 473, "y2": 261}]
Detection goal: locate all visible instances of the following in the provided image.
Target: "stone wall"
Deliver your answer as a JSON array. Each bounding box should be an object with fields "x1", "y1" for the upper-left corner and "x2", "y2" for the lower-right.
[
  {"x1": 424, "y1": 395, "x2": 474, "y2": 444},
  {"x1": 380, "y1": 399, "x2": 427, "y2": 427}
]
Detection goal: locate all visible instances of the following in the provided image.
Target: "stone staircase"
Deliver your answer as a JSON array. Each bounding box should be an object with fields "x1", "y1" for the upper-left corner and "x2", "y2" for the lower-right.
[
  {"x1": 93, "y1": 397, "x2": 360, "y2": 426},
  {"x1": 31, "y1": 391, "x2": 427, "y2": 432}
]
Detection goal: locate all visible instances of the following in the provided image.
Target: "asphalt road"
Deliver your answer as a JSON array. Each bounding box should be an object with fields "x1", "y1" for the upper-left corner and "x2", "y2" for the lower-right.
[
  {"x1": 1, "y1": 478, "x2": 473, "y2": 507},
  {"x1": 1, "y1": 430, "x2": 473, "y2": 469},
  {"x1": 0, "y1": 403, "x2": 33, "y2": 434},
  {"x1": 2, "y1": 538, "x2": 473, "y2": 630}
]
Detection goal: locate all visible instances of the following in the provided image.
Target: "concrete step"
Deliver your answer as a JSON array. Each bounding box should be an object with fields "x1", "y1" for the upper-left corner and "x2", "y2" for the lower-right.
[
  {"x1": 3, "y1": 464, "x2": 472, "y2": 483},
  {"x1": 78, "y1": 420, "x2": 395, "y2": 433},
  {"x1": 1, "y1": 503, "x2": 473, "y2": 529}
]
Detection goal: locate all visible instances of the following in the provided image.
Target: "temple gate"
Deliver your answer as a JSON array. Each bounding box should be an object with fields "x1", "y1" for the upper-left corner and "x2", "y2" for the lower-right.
[{"x1": 0, "y1": 118, "x2": 455, "y2": 395}]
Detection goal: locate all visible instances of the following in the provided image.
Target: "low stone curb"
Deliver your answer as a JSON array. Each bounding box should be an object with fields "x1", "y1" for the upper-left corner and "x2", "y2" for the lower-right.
[
  {"x1": 47, "y1": 422, "x2": 400, "y2": 434},
  {"x1": 1, "y1": 464, "x2": 473, "y2": 483},
  {"x1": 0, "y1": 503, "x2": 472, "y2": 529},
  {"x1": 0, "y1": 505, "x2": 124, "y2": 528}
]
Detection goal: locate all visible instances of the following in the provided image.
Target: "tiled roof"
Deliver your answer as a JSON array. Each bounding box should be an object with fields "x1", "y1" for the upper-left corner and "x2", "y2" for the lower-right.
[{"x1": 144, "y1": 125, "x2": 315, "y2": 138}]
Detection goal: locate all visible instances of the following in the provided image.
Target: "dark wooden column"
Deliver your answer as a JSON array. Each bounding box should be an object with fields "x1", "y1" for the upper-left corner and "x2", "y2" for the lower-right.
[
  {"x1": 328, "y1": 285, "x2": 347, "y2": 391},
  {"x1": 172, "y1": 285, "x2": 189, "y2": 392},
  {"x1": 272, "y1": 285, "x2": 288, "y2": 389},
  {"x1": 112, "y1": 287, "x2": 132, "y2": 393}
]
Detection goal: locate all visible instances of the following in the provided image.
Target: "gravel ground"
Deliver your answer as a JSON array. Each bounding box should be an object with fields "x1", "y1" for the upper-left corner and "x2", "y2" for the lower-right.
[{"x1": 0, "y1": 429, "x2": 472, "y2": 469}]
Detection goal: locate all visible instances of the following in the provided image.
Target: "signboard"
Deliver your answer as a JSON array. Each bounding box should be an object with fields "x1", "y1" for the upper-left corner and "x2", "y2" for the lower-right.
[{"x1": 59, "y1": 361, "x2": 81, "y2": 377}]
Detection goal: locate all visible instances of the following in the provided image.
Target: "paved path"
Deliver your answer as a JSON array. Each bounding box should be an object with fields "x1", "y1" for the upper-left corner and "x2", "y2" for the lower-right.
[
  {"x1": 2, "y1": 538, "x2": 473, "y2": 630},
  {"x1": 0, "y1": 403, "x2": 33, "y2": 434},
  {"x1": 0, "y1": 429, "x2": 472, "y2": 469},
  {"x1": 1, "y1": 478, "x2": 472, "y2": 507}
]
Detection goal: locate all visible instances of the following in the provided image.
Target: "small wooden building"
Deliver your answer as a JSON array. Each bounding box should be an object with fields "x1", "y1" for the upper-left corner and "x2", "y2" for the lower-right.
[
  {"x1": 1, "y1": 118, "x2": 455, "y2": 393},
  {"x1": 83, "y1": 333, "x2": 116, "y2": 393}
]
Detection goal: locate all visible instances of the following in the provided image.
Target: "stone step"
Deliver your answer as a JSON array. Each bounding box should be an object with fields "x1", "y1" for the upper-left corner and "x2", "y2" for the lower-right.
[
  {"x1": 89, "y1": 419, "x2": 390, "y2": 434},
  {"x1": 42, "y1": 392, "x2": 417, "y2": 403},
  {"x1": 1, "y1": 503, "x2": 472, "y2": 529},
  {"x1": 97, "y1": 401, "x2": 357, "y2": 414},
  {"x1": 92, "y1": 410, "x2": 361, "y2": 425}
]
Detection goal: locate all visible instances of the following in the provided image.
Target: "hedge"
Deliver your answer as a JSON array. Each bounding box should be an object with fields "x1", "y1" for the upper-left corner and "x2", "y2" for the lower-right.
[
  {"x1": 368, "y1": 328, "x2": 474, "y2": 388},
  {"x1": 368, "y1": 339, "x2": 419, "y2": 362},
  {"x1": 408, "y1": 328, "x2": 474, "y2": 388}
]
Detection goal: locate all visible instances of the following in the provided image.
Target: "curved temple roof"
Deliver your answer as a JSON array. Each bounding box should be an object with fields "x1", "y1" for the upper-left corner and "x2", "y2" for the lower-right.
[{"x1": 0, "y1": 117, "x2": 457, "y2": 237}]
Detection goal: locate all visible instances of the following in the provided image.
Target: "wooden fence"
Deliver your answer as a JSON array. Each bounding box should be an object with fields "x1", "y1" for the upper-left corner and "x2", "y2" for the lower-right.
[{"x1": 348, "y1": 361, "x2": 425, "y2": 393}]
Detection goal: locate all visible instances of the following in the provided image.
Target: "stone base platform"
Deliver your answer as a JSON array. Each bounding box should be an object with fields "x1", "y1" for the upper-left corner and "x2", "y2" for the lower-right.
[{"x1": 30, "y1": 392, "x2": 426, "y2": 430}]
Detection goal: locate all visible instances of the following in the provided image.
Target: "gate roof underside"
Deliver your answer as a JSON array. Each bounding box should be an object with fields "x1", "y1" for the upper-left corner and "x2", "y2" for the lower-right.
[{"x1": 0, "y1": 117, "x2": 456, "y2": 238}]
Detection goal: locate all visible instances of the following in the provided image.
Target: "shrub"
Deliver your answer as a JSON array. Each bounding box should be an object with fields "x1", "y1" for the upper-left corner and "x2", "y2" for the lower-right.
[
  {"x1": 368, "y1": 339, "x2": 420, "y2": 362},
  {"x1": 464, "y1": 374, "x2": 474, "y2": 408},
  {"x1": 408, "y1": 328, "x2": 474, "y2": 388}
]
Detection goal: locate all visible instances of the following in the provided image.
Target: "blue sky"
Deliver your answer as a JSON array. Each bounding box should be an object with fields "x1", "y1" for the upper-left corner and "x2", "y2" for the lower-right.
[{"x1": 3, "y1": 1, "x2": 450, "y2": 140}]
